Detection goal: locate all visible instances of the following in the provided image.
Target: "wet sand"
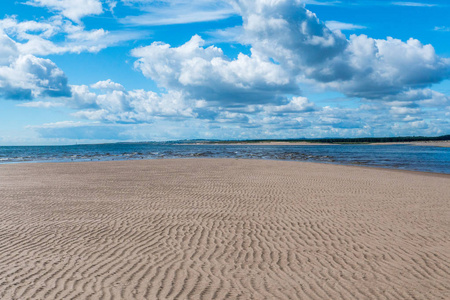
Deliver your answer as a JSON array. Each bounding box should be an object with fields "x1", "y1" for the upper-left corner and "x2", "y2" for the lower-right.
[{"x1": 0, "y1": 159, "x2": 449, "y2": 299}]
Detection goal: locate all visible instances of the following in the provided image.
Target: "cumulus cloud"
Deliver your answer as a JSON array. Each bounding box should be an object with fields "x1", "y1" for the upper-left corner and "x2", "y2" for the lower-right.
[
  {"x1": 319, "y1": 35, "x2": 449, "y2": 98},
  {"x1": 13, "y1": 0, "x2": 449, "y2": 140},
  {"x1": 65, "y1": 83, "x2": 199, "y2": 123},
  {"x1": 26, "y1": 77, "x2": 320, "y2": 130},
  {"x1": 263, "y1": 97, "x2": 318, "y2": 115},
  {"x1": 24, "y1": 0, "x2": 103, "y2": 23},
  {"x1": 0, "y1": 30, "x2": 18, "y2": 65},
  {"x1": 132, "y1": 35, "x2": 298, "y2": 105},
  {"x1": 236, "y1": 0, "x2": 348, "y2": 68},
  {"x1": 30, "y1": 94, "x2": 449, "y2": 140},
  {"x1": 91, "y1": 79, "x2": 125, "y2": 91},
  {"x1": 378, "y1": 88, "x2": 450, "y2": 106},
  {"x1": 390, "y1": 106, "x2": 421, "y2": 116},
  {"x1": 0, "y1": 30, "x2": 71, "y2": 100},
  {"x1": 131, "y1": 0, "x2": 449, "y2": 108},
  {"x1": 66, "y1": 82, "x2": 345, "y2": 133},
  {"x1": 233, "y1": 0, "x2": 449, "y2": 98},
  {"x1": 0, "y1": 54, "x2": 71, "y2": 99}
]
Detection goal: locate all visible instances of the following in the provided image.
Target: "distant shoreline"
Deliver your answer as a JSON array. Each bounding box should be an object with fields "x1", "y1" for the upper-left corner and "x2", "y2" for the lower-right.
[
  {"x1": 188, "y1": 140, "x2": 450, "y2": 148},
  {"x1": 178, "y1": 134, "x2": 450, "y2": 147}
]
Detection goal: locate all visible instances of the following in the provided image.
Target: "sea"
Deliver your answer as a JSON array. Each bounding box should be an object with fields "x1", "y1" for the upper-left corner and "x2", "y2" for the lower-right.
[{"x1": 0, "y1": 143, "x2": 449, "y2": 174}]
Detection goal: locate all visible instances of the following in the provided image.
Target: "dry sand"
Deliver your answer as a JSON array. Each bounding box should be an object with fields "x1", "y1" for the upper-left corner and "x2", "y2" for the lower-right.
[{"x1": 0, "y1": 159, "x2": 449, "y2": 300}]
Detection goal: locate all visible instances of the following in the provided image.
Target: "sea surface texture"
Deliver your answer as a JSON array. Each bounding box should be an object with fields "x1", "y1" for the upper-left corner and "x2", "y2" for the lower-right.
[{"x1": 1, "y1": 143, "x2": 449, "y2": 174}]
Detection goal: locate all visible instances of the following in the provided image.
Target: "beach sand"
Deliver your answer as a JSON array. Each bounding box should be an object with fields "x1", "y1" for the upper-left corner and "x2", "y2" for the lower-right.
[{"x1": 0, "y1": 159, "x2": 449, "y2": 299}]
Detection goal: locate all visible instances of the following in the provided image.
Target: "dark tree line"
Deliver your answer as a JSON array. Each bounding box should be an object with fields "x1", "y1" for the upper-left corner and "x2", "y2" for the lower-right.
[{"x1": 211, "y1": 135, "x2": 450, "y2": 144}]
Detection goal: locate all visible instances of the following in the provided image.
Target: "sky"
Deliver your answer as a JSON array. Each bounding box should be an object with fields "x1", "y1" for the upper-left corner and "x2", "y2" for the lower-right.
[{"x1": 0, "y1": 0, "x2": 449, "y2": 145}]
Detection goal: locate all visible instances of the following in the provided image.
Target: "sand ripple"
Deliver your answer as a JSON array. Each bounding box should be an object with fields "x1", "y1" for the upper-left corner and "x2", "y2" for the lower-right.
[{"x1": 0, "y1": 159, "x2": 449, "y2": 299}]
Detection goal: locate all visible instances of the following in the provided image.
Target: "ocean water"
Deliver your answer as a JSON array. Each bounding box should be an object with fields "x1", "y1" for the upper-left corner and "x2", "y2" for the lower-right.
[{"x1": 0, "y1": 143, "x2": 449, "y2": 174}]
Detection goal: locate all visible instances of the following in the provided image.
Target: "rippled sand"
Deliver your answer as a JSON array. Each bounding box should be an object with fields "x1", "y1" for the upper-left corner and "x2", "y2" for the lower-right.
[{"x1": 1, "y1": 159, "x2": 449, "y2": 299}]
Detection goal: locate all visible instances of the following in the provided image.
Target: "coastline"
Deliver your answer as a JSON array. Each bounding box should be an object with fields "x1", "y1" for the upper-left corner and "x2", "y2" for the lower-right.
[
  {"x1": 2, "y1": 156, "x2": 450, "y2": 177},
  {"x1": 1, "y1": 159, "x2": 449, "y2": 299},
  {"x1": 200, "y1": 140, "x2": 450, "y2": 147}
]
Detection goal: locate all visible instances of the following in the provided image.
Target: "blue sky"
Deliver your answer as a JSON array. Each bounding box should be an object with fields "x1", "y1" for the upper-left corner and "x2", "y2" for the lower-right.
[{"x1": 0, "y1": 0, "x2": 449, "y2": 145}]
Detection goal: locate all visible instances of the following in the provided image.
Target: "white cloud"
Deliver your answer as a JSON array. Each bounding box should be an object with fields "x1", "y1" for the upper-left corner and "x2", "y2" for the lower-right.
[
  {"x1": 91, "y1": 79, "x2": 125, "y2": 91},
  {"x1": 132, "y1": 35, "x2": 297, "y2": 105},
  {"x1": 0, "y1": 54, "x2": 71, "y2": 99},
  {"x1": 105, "y1": 0, "x2": 117, "y2": 13},
  {"x1": 131, "y1": 0, "x2": 449, "y2": 106},
  {"x1": 303, "y1": 0, "x2": 341, "y2": 5},
  {"x1": 119, "y1": 0, "x2": 450, "y2": 138},
  {"x1": 17, "y1": 101, "x2": 64, "y2": 108},
  {"x1": 0, "y1": 17, "x2": 59, "y2": 40},
  {"x1": 0, "y1": 30, "x2": 71, "y2": 100},
  {"x1": 236, "y1": 0, "x2": 348, "y2": 68},
  {"x1": 10, "y1": 0, "x2": 449, "y2": 140},
  {"x1": 391, "y1": 2, "x2": 437, "y2": 7},
  {"x1": 402, "y1": 115, "x2": 421, "y2": 122},
  {"x1": 434, "y1": 26, "x2": 450, "y2": 32},
  {"x1": 24, "y1": 0, "x2": 103, "y2": 23},
  {"x1": 390, "y1": 106, "x2": 421, "y2": 115},
  {"x1": 0, "y1": 16, "x2": 144, "y2": 56},
  {"x1": 325, "y1": 21, "x2": 366, "y2": 31},
  {"x1": 379, "y1": 88, "x2": 450, "y2": 106},
  {"x1": 36, "y1": 78, "x2": 320, "y2": 130},
  {"x1": 122, "y1": 9, "x2": 235, "y2": 26},
  {"x1": 66, "y1": 85, "x2": 197, "y2": 123},
  {"x1": 410, "y1": 120, "x2": 429, "y2": 129},
  {"x1": 320, "y1": 35, "x2": 450, "y2": 98},
  {"x1": 29, "y1": 94, "x2": 449, "y2": 140},
  {"x1": 233, "y1": 0, "x2": 449, "y2": 99},
  {"x1": 263, "y1": 97, "x2": 318, "y2": 115},
  {"x1": 0, "y1": 30, "x2": 18, "y2": 65},
  {"x1": 121, "y1": 0, "x2": 236, "y2": 26}
]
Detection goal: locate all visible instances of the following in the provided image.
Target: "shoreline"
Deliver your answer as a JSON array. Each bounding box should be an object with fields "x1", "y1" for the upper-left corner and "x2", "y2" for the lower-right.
[
  {"x1": 1, "y1": 157, "x2": 450, "y2": 177},
  {"x1": 195, "y1": 140, "x2": 450, "y2": 147}
]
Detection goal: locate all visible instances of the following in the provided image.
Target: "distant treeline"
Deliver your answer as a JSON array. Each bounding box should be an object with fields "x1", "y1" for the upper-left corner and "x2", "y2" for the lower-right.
[{"x1": 210, "y1": 135, "x2": 450, "y2": 144}]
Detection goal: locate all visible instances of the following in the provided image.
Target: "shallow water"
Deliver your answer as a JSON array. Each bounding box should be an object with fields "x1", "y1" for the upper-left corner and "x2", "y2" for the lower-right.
[{"x1": 0, "y1": 143, "x2": 449, "y2": 174}]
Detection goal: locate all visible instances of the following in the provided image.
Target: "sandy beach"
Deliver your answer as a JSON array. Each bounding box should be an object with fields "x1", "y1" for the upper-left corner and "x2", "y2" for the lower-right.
[{"x1": 0, "y1": 159, "x2": 449, "y2": 299}]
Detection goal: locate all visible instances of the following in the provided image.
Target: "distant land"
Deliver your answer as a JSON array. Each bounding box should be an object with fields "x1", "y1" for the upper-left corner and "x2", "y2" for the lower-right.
[
  {"x1": 168, "y1": 134, "x2": 450, "y2": 145},
  {"x1": 112, "y1": 134, "x2": 450, "y2": 146}
]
